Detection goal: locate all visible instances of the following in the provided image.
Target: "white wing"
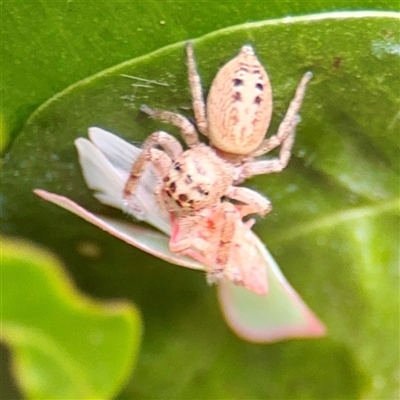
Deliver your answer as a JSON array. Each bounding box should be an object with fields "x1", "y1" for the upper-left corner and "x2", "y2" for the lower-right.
[{"x1": 75, "y1": 127, "x2": 171, "y2": 235}]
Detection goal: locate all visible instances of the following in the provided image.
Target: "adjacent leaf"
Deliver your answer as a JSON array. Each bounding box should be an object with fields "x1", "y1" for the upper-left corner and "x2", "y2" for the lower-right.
[
  {"x1": 1, "y1": 12, "x2": 399, "y2": 399},
  {"x1": 1, "y1": 237, "x2": 142, "y2": 399}
]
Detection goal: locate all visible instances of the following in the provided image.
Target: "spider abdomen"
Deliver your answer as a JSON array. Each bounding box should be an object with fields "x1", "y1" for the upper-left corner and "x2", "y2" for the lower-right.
[{"x1": 207, "y1": 45, "x2": 273, "y2": 155}]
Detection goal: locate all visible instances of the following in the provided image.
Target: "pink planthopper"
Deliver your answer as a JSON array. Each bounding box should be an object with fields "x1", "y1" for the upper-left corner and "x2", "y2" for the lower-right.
[{"x1": 168, "y1": 201, "x2": 268, "y2": 296}]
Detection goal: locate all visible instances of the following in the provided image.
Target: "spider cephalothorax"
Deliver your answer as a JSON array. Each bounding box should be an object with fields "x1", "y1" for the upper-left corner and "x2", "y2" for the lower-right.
[{"x1": 160, "y1": 145, "x2": 233, "y2": 213}]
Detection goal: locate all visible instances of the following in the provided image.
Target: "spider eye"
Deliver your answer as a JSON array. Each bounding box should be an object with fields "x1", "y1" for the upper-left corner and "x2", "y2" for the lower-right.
[
  {"x1": 174, "y1": 162, "x2": 181, "y2": 171},
  {"x1": 169, "y1": 181, "x2": 176, "y2": 192},
  {"x1": 233, "y1": 78, "x2": 243, "y2": 86},
  {"x1": 256, "y1": 83, "x2": 263, "y2": 91},
  {"x1": 197, "y1": 187, "x2": 209, "y2": 196},
  {"x1": 178, "y1": 193, "x2": 188, "y2": 202}
]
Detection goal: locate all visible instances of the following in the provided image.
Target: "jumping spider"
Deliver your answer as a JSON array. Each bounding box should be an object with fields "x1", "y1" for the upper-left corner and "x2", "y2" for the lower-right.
[{"x1": 123, "y1": 42, "x2": 311, "y2": 288}]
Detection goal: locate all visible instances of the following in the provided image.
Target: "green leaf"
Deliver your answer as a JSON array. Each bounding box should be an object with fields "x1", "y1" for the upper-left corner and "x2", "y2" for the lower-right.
[
  {"x1": 1, "y1": 237, "x2": 142, "y2": 399},
  {"x1": 0, "y1": 112, "x2": 9, "y2": 153},
  {"x1": 1, "y1": 12, "x2": 399, "y2": 399}
]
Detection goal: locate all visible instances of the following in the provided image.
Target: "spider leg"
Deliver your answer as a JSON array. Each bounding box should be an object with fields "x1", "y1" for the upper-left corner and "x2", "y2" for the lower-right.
[
  {"x1": 140, "y1": 104, "x2": 200, "y2": 148},
  {"x1": 215, "y1": 204, "x2": 236, "y2": 261},
  {"x1": 149, "y1": 149, "x2": 175, "y2": 210},
  {"x1": 238, "y1": 127, "x2": 298, "y2": 180},
  {"x1": 123, "y1": 131, "x2": 182, "y2": 199},
  {"x1": 249, "y1": 71, "x2": 312, "y2": 159},
  {"x1": 186, "y1": 41, "x2": 209, "y2": 137},
  {"x1": 226, "y1": 186, "x2": 272, "y2": 217}
]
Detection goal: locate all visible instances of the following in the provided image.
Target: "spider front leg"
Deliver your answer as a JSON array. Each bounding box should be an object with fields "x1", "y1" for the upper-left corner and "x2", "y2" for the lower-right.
[
  {"x1": 226, "y1": 186, "x2": 272, "y2": 218},
  {"x1": 123, "y1": 131, "x2": 182, "y2": 200},
  {"x1": 207, "y1": 203, "x2": 236, "y2": 283}
]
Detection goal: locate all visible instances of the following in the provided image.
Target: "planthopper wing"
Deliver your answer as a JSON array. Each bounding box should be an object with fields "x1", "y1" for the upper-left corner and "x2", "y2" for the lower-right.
[
  {"x1": 218, "y1": 233, "x2": 326, "y2": 343},
  {"x1": 75, "y1": 127, "x2": 171, "y2": 235}
]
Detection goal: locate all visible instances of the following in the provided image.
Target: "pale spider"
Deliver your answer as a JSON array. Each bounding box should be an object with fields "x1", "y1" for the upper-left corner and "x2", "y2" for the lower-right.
[{"x1": 123, "y1": 43, "x2": 311, "y2": 288}]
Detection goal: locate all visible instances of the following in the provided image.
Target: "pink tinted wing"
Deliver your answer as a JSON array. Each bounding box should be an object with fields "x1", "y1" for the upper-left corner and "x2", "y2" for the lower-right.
[
  {"x1": 34, "y1": 189, "x2": 204, "y2": 271},
  {"x1": 218, "y1": 232, "x2": 326, "y2": 343}
]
